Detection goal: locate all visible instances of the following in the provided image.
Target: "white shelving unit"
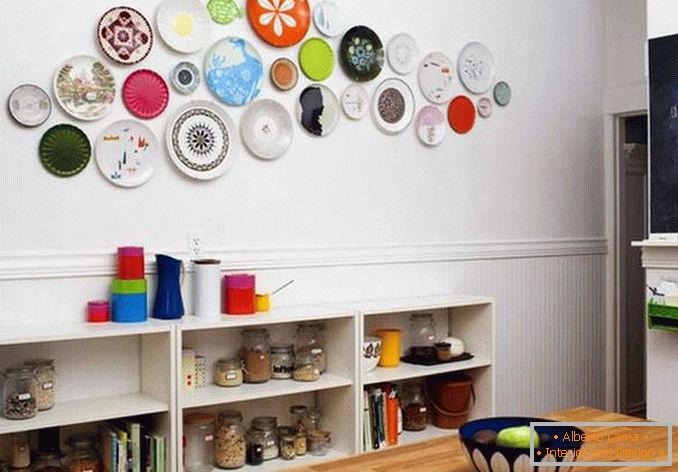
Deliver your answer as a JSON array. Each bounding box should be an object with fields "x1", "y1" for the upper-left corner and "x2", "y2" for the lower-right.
[{"x1": 0, "y1": 295, "x2": 494, "y2": 472}]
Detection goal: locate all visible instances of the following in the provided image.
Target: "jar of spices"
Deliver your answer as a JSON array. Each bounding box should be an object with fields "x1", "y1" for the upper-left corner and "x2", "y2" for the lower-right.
[
  {"x1": 251, "y1": 416, "x2": 278, "y2": 460},
  {"x1": 31, "y1": 451, "x2": 63, "y2": 472},
  {"x1": 65, "y1": 435, "x2": 100, "y2": 472},
  {"x1": 215, "y1": 411, "x2": 246, "y2": 469},
  {"x1": 24, "y1": 359, "x2": 56, "y2": 411},
  {"x1": 293, "y1": 353, "x2": 320, "y2": 382},
  {"x1": 2, "y1": 367, "x2": 38, "y2": 420},
  {"x1": 307, "y1": 431, "x2": 331, "y2": 457},
  {"x1": 214, "y1": 358, "x2": 243, "y2": 387},
  {"x1": 401, "y1": 381, "x2": 428, "y2": 431},
  {"x1": 245, "y1": 429, "x2": 264, "y2": 466},
  {"x1": 270, "y1": 344, "x2": 294, "y2": 380},
  {"x1": 409, "y1": 313, "x2": 437, "y2": 349},
  {"x1": 240, "y1": 329, "x2": 271, "y2": 384},
  {"x1": 183, "y1": 413, "x2": 215, "y2": 472},
  {"x1": 279, "y1": 433, "x2": 295, "y2": 460},
  {"x1": 295, "y1": 323, "x2": 326, "y2": 373}
]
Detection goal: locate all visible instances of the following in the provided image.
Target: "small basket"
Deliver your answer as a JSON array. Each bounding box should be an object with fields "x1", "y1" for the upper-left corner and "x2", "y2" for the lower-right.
[{"x1": 427, "y1": 374, "x2": 475, "y2": 429}]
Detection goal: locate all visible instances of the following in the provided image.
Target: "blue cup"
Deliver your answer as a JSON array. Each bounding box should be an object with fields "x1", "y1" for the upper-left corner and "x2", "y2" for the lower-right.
[{"x1": 111, "y1": 293, "x2": 148, "y2": 323}]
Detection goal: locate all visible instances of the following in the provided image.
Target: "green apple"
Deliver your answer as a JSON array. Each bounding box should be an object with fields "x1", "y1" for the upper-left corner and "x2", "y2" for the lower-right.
[{"x1": 496, "y1": 426, "x2": 540, "y2": 448}]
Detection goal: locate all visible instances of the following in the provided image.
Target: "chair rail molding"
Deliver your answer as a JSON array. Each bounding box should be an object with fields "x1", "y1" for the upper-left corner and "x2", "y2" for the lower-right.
[{"x1": 0, "y1": 238, "x2": 608, "y2": 280}]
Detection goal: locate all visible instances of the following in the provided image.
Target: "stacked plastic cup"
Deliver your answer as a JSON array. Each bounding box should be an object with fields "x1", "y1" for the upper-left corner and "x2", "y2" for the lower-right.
[{"x1": 112, "y1": 247, "x2": 148, "y2": 323}]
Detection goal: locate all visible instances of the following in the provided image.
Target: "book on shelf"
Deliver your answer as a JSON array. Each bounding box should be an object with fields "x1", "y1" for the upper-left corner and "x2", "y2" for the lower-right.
[
  {"x1": 363, "y1": 384, "x2": 400, "y2": 452},
  {"x1": 99, "y1": 421, "x2": 164, "y2": 472}
]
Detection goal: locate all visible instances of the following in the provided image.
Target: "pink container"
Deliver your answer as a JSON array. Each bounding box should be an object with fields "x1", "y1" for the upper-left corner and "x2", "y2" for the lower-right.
[
  {"x1": 224, "y1": 274, "x2": 256, "y2": 315},
  {"x1": 117, "y1": 246, "x2": 145, "y2": 279},
  {"x1": 87, "y1": 300, "x2": 110, "y2": 323}
]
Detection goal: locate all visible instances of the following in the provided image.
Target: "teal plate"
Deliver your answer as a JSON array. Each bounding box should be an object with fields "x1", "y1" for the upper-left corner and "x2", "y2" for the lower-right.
[
  {"x1": 340, "y1": 25, "x2": 384, "y2": 82},
  {"x1": 39, "y1": 124, "x2": 91, "y2": 177}
]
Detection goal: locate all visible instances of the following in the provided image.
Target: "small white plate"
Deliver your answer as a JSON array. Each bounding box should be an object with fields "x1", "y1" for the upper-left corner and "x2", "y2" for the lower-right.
[
  {"x1": 171, "y1": 61, "x2": 200, "y2": 94},
  {"x1": 313, "y1": 1, "x2": 344, "y2": 37},
  {"x1": 477, "y1": 97, "x2": 493, "y2": 118},
  {"x1": 458, "y1": 41, "x2": 496, "y2": 94},
  {"x1": 418, "y1": 51, "x2": 454, "y2": 104},
  {"x1": 95, "y1": 120, "x2": 158, "y2": 187},
  {"x1": 372, "y1": 78, "x2": 415, "y2": 135},
  {"x1": 8, "y1": 84, "x2": 52, "y2": 127},
  {"x1": 240, "y1": 99, "x2": 294, "y2": 160},
  {"x1": 156, "y1": 0, "x2": 212, "y2": 53},
  {"x1": 415, "y1": 105, "x2": 445, "y2": 146},
  {"x1": 341, "y1": 84, "x2": 369, "y2": 120},
  {"x1": 387, "y1": 33, "x2": 419, "y2": 75}
]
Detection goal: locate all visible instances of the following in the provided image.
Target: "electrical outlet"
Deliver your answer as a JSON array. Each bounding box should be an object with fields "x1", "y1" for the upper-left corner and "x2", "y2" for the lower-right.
[{"x1": 187, "y1": 231, "x2": 204, "y2": 259}]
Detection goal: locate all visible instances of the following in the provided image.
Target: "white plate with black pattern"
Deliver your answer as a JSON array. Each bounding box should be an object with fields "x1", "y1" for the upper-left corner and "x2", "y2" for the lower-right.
[{"x1": 165, "y1": 100, "x2": 236, "y2": 180}]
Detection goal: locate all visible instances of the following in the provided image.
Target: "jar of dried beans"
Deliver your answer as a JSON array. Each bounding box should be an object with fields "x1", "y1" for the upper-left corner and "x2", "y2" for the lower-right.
[{"x1": 2, "y1": 366, "x2": 38, "y2": 420}]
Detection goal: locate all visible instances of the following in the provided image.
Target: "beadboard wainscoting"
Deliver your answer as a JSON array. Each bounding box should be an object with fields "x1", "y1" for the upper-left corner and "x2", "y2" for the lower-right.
[{"x1": 0, "y1": 239, "x2": 606, "y2": 415}]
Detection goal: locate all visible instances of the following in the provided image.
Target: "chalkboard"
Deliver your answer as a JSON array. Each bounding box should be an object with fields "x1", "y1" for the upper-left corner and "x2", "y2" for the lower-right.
[{"x1": 649, "y1": 34, "x2": 678, "y2": 235}]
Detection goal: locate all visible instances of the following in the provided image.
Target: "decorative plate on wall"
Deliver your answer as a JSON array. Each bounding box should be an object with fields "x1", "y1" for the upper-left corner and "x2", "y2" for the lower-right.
[
  {"x1": 156, "y1": 0, "x2": 212, "y2": 53},
  {"x1": 123, "y1": 69, "x2": 169, "y2": 119},
  {"x1": 270, "y1": 58, "x2": 298, "y2": 91},
  {"x1": 98, "y1": 6, "x2": 153, "y2": 65},
  {"x1": 171, "y1": 61, "x2": 200, "y2": 94},
  {"x1": 341, "y1": 83, "x2": 368, "y2": 120},
  {"x1": 457, "y1": 41, "x2": 495, "y2": 94},
  {"x1": 8, "y1": 84, "x2": 52, "y2": 127},
  {"x1": 166, "y1": 100, "x2": 236, "y2": 180},
  {"x1": 240, "y1": 99, "x2": 294, "y2": 160},
  {"x1": 299, "y1": 37, "x2": 334, "y2": 81},
  {"x1": 494, "y1": 81, "x2": 512, "y2": 106},
  {"x1": 54, "y1": 55, "x2": 115, "y2": 121},
  {"x1": 39, "y1": 124, "x2": 91, "y2": 177},
  {"x1": 477, "y1": 97, "x2": 493, "y2": 118},
  {"x1": 447, "y1": 95, "x2": 476, "y2": 134},
  {"x1": 205, "y1": 37, "x2": 264, "y2": 106},
  {"x1": 207, "y1": 0, "x2": 245, "y2": 24},
  {"x1": 95, "y1": 120, "x2": 158, "y2": 187},
  {"x1": 340, "y1": 25, "x2": 384, "y2": 82},
  {"x1": 297, "y1": 84, "x2": 339, "y2": 137},
  {"x1": 417, "y1": 51, "x2": 454, "y2": 104},
  {"x1": 247, "y1": 0, "x2": 310, "y2": 48},
  {"x1": 387, "y1": 33, "x2": 419, "y2": 75},
  {"x1": 313, "y1": 1, "x2": 343, "y2": 37},
  {"x1": 415, "y1": 105, "x2": 445, "y2": 146},
  {"x1": 372, "y1": 78, "x2": 415, "y2": 135}
]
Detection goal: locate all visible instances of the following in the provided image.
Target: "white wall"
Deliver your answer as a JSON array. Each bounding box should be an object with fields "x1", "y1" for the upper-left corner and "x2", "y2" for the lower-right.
[{"x1": 0, "y1": 0, "x2": 608, "y2": 415}]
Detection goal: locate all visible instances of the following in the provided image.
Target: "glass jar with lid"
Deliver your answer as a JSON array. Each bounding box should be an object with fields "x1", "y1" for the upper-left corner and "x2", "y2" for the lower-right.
[
  {"x1": 270, "y1": 344, "x2": 294, "y2": 380},
  {"x1": 215, "y1": 410, "x2": 246, "y2": 469},
  {"x1": 65, "y1": 435, "x2": 100, "y2": 472},
  {"x1": 214, "y1": 358, "x2": 243, "y2": 387},
  {"x1": 307, "y1": 431, "x2": 331, "y2": 456},
  {"x1": 294, "y1": 323, "x2": 326, "y2": 373},
  {"x1": 245, "y1": 429, "x2": 264, "y2": 466},
  {"x1": 31, "y1": 451, "x2": 63, "y2": 472},
  {"x1": 401, "y1": 381, "x2": 428, "y2": 431},
  {"x1": 240, "y1": 329, "x2": 271, "y2": 384},
  {"x1": 306, "y1": 409, "x2": 321, "y2": 432},
  {"x1": 408, "y1": 313, "x2": 437, "y2": 349},
  {"x1": 251, "y1": 416, "x2": 278, "y2": 460},
  {"x1": 279, "y1": 432, "x2": 295, "y2": 460},
  {"x1": 24, "y1": 359, "x2": 56, "y2": 411},
  {"x1": 184, "y1": 413, "x2": 215, "y2": 472},
  {"x1": 3, "y1": 366, "x2": 38, "y2": 420},
  {"x1": 293, "y1": 353, "x2": 320, "y2": 382}
]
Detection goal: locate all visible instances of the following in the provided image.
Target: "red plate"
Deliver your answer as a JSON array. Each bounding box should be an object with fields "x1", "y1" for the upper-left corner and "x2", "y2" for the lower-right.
[
  {"x1": 447, "y1": 95, "x2": 476, "y2": 134},
  {"x1": 247, "y1": 0, "x2": 310, "y2": 48},
  {"x1": 123, "y1": 69, "x2": 169, "y2": 119}
]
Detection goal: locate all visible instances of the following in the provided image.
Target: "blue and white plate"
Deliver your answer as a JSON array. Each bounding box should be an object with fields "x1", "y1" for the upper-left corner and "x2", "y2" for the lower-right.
[{"x1": 205, "y1": 37, "x2": 264, "y2": 106}]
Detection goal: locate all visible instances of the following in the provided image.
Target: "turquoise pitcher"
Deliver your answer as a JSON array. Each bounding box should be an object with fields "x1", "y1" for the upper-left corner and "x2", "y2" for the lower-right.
[{"x1": 152, "y1": 254, "x2": 184, "y2": 320}]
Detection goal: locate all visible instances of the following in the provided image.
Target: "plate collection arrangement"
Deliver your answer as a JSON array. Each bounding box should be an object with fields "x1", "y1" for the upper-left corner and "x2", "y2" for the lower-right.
[{"x1": 8, "y1": 0, "x2": 513, "y2": 185}]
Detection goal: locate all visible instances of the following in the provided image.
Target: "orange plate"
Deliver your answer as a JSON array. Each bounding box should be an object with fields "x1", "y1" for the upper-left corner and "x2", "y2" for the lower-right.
[
  {"x1": 448, "y1": 95, "x2": 476, "y2": 134},
  {"x1": 247, "y1": 0, "x2": 310, "y2": 48}
]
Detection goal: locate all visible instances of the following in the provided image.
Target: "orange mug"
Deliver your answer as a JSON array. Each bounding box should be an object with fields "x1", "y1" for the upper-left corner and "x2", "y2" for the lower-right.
[{"x1": 373, "y1": 329, "x2": 401, "y2": 367}]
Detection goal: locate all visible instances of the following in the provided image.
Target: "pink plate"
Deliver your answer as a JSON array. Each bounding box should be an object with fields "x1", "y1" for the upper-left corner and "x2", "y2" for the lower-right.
[{"x1": 123, "y1": 69, "x2": 169, "y2": 119}]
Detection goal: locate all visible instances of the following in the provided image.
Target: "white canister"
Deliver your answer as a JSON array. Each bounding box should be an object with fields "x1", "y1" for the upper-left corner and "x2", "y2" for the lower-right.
[{"x1": 192, "y1": 259, "x2": 222, "y2": 318}]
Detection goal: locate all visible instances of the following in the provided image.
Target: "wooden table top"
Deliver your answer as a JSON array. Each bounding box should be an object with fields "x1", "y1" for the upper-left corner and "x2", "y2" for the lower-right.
[{"x1": 290, "y1": 407, "x2": 677, "y2": 472}]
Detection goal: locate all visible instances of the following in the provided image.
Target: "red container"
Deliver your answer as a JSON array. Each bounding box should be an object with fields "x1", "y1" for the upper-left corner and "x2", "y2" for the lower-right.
[
  {"x1": 224, "y1": 274, "x2": 255, "y2": 315},
  {"x1": 118, "y1": 246, "x2": 145, "y2": 279},
  {"x1": 87, "y1": 300, "x2": 110, "y2": 323}
]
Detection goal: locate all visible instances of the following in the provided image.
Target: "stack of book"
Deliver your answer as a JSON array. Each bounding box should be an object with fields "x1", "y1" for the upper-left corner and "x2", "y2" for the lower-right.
[
  {"x1": 99, "y1": 420, "x2": 166, "y2": 472},
  {"x1": 363, "y1": 384, "x2": 400, "y2": 452}
]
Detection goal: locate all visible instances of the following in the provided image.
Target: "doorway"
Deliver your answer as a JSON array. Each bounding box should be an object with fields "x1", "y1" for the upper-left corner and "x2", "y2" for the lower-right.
[{"x1": 617, "y1": 114, "x2": 648, "y2": 418}]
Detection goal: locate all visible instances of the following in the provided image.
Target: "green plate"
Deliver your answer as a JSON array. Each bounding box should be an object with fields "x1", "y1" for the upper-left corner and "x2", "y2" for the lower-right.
[
  {"x1": 340, "y1": 25, "x2": 384, "y2": 82},
  {"x1": 299, "y1": 37, "x2": 334, "y2": 81},
  {"x1": 39, "y1": 124, "x2": 91, "y2": 177}
]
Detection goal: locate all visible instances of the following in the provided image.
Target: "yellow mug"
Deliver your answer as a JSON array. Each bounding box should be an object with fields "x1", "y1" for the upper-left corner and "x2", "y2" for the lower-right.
[
  {"x1": 255, "y1": 293, "x2": 270, "y2": 312},
  {"x1": 373, "y1": 329, "x2": 401, "y2": 367}
]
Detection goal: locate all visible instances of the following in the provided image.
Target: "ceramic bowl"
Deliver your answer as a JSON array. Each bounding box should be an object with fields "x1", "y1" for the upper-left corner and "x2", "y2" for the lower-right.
[
  {"x1": 361, "y1": 336, "x2": 382, "y2": 372},
  {"x1": 459, "y1": 417, "x2": 585, "y2": 472}
]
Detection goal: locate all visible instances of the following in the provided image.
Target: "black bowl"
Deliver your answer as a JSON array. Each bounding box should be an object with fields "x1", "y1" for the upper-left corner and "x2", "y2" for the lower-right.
[{"x1": 459, "y1": 417, "x2": 585, "y2": 472}]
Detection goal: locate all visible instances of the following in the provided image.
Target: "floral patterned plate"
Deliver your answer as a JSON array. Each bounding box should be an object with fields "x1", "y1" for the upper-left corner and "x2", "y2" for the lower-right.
[
  {"x1": 205, "y1": 37, "x2": 263, "y2": 106},
  {"x1": 458, "y1": 41, "x2": 496, "y2": 95},
  {"x1": 97, "y1": 6, "x2": 153, "y2": 65},
  {"x1": 415, "y1": 106, "x2": 445, "y2": 146},
  {"x1": 53, "y1": 55, "x2": 116, "y2": 121},
  {"x1": 39, "y1": 124, "x2": 91, "y2": 177},
  {"x1": 156, "y1": 0, "x2": 212, "y2": 53},
  {"x1": 340, "y1": 25, "x2": 384, "y2": 82},
  {"x1": 247, "y1": 0, "x2": 310, "y2": 48},
  {"x1": 166, "y1": 100, "x2": 236, "y2": 180},
  {"x1": 95, "y1": 120, "x2": 158, "y2": 187},
  {"x1": 371, "y1": 78, "x2": 415, "y2": 135}
]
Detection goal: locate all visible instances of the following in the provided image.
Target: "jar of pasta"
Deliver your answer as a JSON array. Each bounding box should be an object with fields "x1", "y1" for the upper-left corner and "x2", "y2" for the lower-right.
[{"x1": 215, "y1": 411, "x2": 246, "y2": 469}]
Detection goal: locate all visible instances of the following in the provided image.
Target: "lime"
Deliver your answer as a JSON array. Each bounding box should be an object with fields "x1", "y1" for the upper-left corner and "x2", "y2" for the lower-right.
[{"x1": 496, "y1": 426, "x2": 540, "y2": 449}]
